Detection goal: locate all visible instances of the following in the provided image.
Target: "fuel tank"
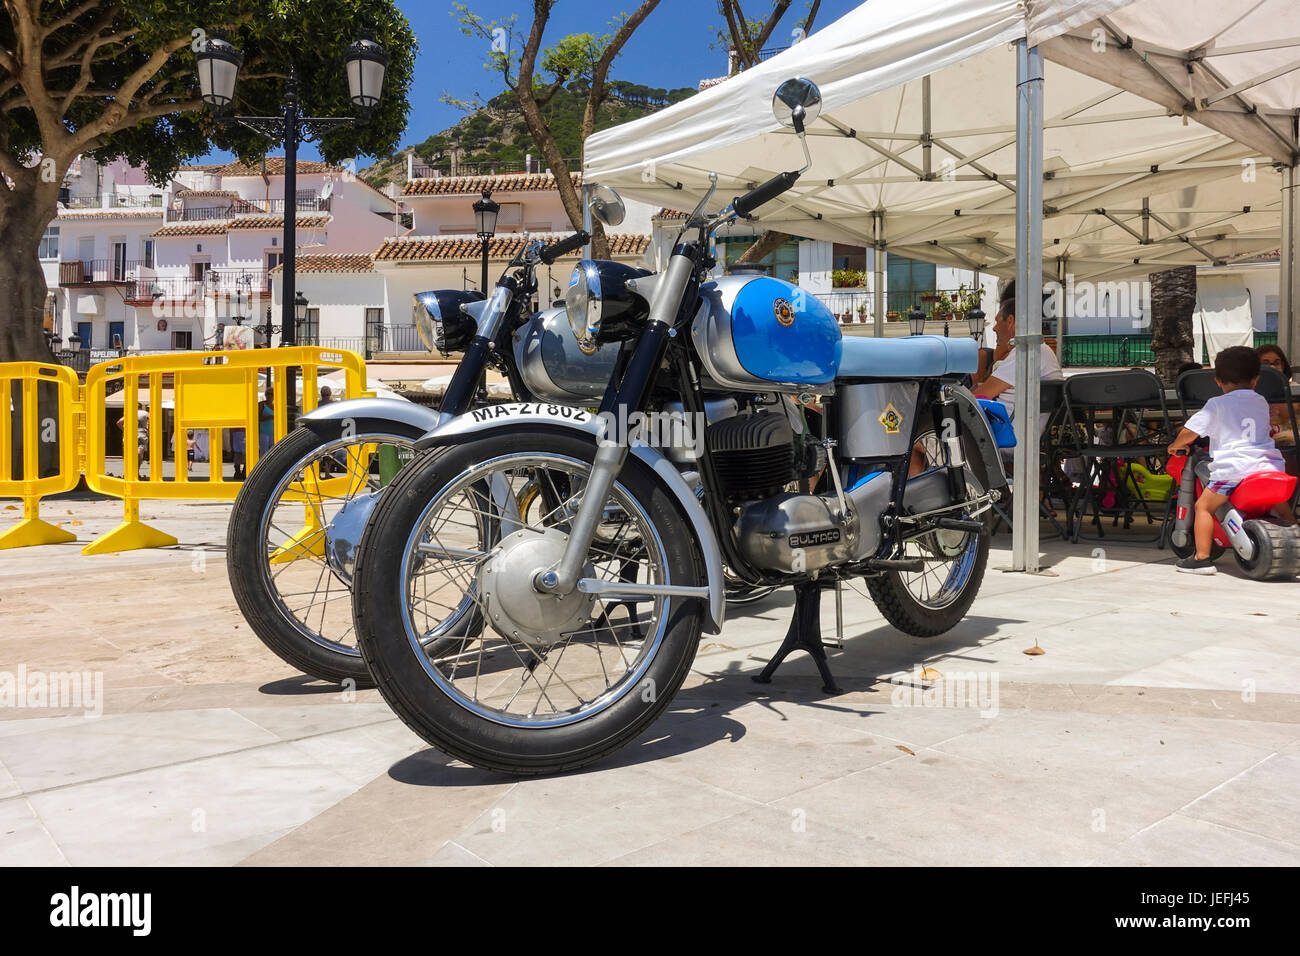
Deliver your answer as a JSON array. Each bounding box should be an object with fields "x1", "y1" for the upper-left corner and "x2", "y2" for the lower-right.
[{"x1": 691, "y1": 274, "x2": 842, "y2": 393}]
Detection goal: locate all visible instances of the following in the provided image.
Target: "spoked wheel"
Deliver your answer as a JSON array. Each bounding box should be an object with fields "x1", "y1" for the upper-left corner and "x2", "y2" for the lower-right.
[
  {"x1": 353, "y1": 428, "x2": 705, "y2": 775},
  {"x1": 866, "y1": 428, "x2": 991, "y2": 636},
  {"x1": 228, "y1": 425, "x2": 423, "y2": 686}
]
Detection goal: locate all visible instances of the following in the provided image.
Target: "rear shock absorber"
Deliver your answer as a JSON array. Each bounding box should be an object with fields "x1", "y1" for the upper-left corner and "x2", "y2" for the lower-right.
[{"x1": 934, "y1": 387, "x2": 967, "y2": 502}]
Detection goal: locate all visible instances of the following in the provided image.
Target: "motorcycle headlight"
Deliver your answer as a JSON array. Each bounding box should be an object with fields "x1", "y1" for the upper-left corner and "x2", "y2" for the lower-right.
[
  {"x1": 565, "y1": 261, "x2": 603, "y2": 354},
  {"x1": 413, "y1": 289, "x2": 484, "y2": 356},
  {"x1": 565, "y1": 259, "x2": 652, "y2": 354}
]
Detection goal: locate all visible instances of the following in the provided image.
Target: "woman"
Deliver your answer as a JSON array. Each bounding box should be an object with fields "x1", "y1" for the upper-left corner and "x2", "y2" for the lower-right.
[{"x1": 1257, "y1": 344, "x2": 1296, "y2": 447}]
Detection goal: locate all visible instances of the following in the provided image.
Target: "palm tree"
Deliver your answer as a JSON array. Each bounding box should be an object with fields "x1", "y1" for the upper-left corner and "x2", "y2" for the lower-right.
[{"x1": 1149, "y1": 265, "x2": 1197, "y2": 382}]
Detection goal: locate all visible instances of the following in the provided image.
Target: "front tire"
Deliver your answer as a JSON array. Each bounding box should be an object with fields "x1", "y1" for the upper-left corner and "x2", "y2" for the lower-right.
[
  {"x1": 353, "y1": 428, "x2": 705, "y2": 775},
  {"x1": 228, "y1": 423, "x2": 422, "y2": 687}
]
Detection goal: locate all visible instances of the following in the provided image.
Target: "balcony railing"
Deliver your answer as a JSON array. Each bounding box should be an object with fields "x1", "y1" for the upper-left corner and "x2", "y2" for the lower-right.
[
  {"x1": 59, "y1": 258, "x2": 140, "y2": 285},
  {"x1": 62, "y1": 193, "x2": 164, "y2": 209},
  {"x1": 410, "y1": 159, "x2": 577, "y2": 179},
  {"x1": 174, "y1": 195, "x2": 332, "y2": 221},
  {"x1": 126, "y1": 269, "x2": 270, "y2": 302}
]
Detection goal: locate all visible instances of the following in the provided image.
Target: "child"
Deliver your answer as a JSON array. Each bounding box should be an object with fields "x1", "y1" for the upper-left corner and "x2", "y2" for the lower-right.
[{"x1": 1167, "y1": 346, "x2": 1293, "y2": 574}]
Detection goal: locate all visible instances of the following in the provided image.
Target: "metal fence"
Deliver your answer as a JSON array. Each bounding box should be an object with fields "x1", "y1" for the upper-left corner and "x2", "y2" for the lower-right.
[{"x1": 1059, "y1": 332, "x2": 1279, "y2": 367}]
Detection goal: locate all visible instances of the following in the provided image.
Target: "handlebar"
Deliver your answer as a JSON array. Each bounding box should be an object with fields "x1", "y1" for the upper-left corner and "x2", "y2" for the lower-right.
[
  {"x1": 538, "y1": 231, "x2": 590, "y2": 265},
  {"x1": 732, "y1": 170, "x2": 800, "y2": 219}
]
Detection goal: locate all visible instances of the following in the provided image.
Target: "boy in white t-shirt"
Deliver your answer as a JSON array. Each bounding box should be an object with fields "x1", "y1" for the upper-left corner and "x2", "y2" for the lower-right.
[{"x1": 1167, "y1": 346, "x2": 1293, "y2": 574}]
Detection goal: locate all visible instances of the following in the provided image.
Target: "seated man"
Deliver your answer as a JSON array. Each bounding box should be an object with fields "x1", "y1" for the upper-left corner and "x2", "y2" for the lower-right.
[
  {"x1": 909, "y1": 280, "x2": 1062, "y2": 476},
  {"x1": 975, "y1": 279, "x2": 1064, "y2": 432}
]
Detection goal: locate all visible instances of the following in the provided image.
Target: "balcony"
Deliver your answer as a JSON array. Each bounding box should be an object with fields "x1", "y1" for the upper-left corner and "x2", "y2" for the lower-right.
[
  {"x1": 61, "y1": 193, "x2": 164, "y2": 210},
  {"x1": 124, "y1": 269, "x2": 269, "y2": 304},
  {"x1": 174, "y1": 195, "x2": 332, "y2": 221},
  {"x1": 410, "y1": 159, "x2": 577, "y2": 179},
  {"x1": 59, "y1": 259, "x2": 140, "y2": 285}
]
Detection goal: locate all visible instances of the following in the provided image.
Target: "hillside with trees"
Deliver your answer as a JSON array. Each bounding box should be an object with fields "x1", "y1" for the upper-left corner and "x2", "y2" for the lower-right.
[{"x1": 361, "y1": 79, "x2": 694, "y2": 190}]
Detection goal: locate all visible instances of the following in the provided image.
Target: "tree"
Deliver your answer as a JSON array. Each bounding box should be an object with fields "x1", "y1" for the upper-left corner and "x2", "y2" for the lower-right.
[
  {"x1": 451, "y1": 1, "x2": 660, "y2": 259},
  {"x1": 0, "y1": 0, "x2": 415, "y2": 363},
  {"x1": 1149, "y1": 265, "x2": 1197, "y2": 383},
  {"x1": 717, "y1": 1, "x2": 821, "y2": 267}
]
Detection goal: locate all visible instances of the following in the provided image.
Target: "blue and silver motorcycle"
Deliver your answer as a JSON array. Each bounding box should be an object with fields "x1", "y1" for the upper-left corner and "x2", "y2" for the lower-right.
[{"x1": 350, "y1": 77, "x2": 1009, "y2": 774}]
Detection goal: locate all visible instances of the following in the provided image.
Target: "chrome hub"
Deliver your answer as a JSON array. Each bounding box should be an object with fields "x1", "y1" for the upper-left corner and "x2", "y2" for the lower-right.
[
  {"x1": 324, "y1": 489, "x2": 382, "y2": 585},
  {"x1": 478, "y1": 528, "x2": 596, "y2": 648}
]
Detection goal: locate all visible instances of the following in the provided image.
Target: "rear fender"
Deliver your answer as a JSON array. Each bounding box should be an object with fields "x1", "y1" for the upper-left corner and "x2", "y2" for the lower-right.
[{"x1": 417, "y1": 402, "x2": 725, "y2": 633}]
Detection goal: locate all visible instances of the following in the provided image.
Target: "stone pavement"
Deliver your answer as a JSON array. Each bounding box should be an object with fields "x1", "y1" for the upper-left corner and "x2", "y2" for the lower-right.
[{"x1": 1, "y1": 494, "x2": 1298, "y2": 866}]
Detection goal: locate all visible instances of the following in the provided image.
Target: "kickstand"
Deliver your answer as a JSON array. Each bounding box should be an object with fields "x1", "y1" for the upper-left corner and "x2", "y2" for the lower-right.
[{"x1": 752, "y1": 579, "x2": 843, "y2": 694}]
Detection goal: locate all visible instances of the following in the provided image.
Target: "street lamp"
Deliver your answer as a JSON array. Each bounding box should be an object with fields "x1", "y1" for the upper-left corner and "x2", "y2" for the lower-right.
[
  {"x1": 907, "y1": 307, "x2": 927, "y2": 336},
  {"x1": 473, "y1": 189, "x2": 499, "y2": 294},
  {"x1": 294, "y1": 291, "x2": 309, "y2": 344},
  {"x1": 966, "y1": 307, "x2": 986, "y2": 340},
  {"x1": 196, "y1": 27, "x2": 387, "y2": 421}
]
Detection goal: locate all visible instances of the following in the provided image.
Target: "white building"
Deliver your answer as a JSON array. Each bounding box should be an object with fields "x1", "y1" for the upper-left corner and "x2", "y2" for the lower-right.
[{"x1": 43, "y1": 157, "x2": 407, "y2": 354}]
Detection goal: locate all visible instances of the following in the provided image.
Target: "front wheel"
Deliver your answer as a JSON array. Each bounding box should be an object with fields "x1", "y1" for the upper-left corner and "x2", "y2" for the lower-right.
[
  {"x1": 352, "y1": 428, "x2": 705, "y2": 775},
  {"x1": 227, "y1": 423, "x2": 422, "y2": 687}
]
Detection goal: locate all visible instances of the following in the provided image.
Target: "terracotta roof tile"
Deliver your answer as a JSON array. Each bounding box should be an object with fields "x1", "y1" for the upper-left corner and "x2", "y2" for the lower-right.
[
  {"x1": 55, "y1": 208, "x2": 164, "y2": 221},
  {"x1": 403, "y1": 171, "x2": 582, "y2": 197},
  {"x1": 227, "y1": 214, "x2": 332, "y2": 230},
  {"x1": 151, "y1": 221, "x2": 229, "y2": 237},
  {"x1": 216, "y1": 158, "x2": 337, "y2": 177},
  {"x1": 373, "y1": 231, "x2": 648, "y2": 262},
  {"x1": 269, "y1": 254, "x2": 374, "y2": 275}
]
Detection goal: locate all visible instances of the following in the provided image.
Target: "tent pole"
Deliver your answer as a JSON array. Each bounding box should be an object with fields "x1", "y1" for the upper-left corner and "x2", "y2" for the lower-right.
[
  {"x1": 1280, "y1": 165, "x2": 1298, "y2": 361},
  {"x1": 873, "y1": 211, "x2": 885, "y2": 338},
  {"x1": 1012, "y1": 39, "x2": 1044, "y2": 573},
  {"x1": 1056, "y1": 256, "x2": 1067, "y2": 362}
]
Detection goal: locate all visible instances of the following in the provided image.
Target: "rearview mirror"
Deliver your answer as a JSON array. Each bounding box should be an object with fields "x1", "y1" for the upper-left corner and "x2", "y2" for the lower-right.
[
  {"x1": 587, "y1": 184, "x2": 626, "y2": 227},
  {"x1": 772, "y1": 77, "x2": 822, "y2": 132}
]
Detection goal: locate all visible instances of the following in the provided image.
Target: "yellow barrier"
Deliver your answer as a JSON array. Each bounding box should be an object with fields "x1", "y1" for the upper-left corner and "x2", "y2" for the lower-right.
[
  {"x1": 0, "y1": 363, "x2": 82, "y2": 550},
  {"x1": 80, "y1": 347, "x2": 366, "y2": 554}
]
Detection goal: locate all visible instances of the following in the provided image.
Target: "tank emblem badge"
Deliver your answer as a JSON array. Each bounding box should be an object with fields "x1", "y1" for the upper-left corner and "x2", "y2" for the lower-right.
[
  {"x1": 878, "y1": 402, "x2": 903, "y2": 434},
  {"x1": 773, "y1": 297, "x2": 795, "y2": 327}
]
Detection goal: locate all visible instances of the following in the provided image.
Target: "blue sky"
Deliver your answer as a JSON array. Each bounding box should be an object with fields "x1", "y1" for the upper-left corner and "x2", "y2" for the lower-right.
[{"x1": 196, "y1": 0, "x2": 862, "y2": 165}]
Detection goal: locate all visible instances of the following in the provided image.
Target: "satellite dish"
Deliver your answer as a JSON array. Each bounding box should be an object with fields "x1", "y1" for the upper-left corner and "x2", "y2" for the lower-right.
[{"x1": 320, "y1": 178, "x2": 335, "y2": 201}]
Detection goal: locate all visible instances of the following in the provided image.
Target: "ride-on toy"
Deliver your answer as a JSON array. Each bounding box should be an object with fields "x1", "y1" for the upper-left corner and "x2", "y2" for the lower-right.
[{"x1": 1167, "y1": 441, "x2": 1300, "y2": 579}]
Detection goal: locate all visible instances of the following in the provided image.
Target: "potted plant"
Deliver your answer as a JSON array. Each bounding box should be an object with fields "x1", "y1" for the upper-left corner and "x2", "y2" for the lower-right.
[{"x1": 856, "y1": 302, "x2": 869, "y2": 323}]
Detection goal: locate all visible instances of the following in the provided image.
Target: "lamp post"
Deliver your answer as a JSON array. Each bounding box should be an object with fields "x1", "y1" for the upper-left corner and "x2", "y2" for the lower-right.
[
  {"x1": 473, "y1": 189, "x2": 499, "y2": 293},
  {"x1": 295, "y1": 291, "x2": 310, "y2": 346},
  {"x1": 195, "y1": 28, "x2": 388, "y2": 419},
  {"x1": 966, "y1": 307, "x2": 986, "y2": 341}
]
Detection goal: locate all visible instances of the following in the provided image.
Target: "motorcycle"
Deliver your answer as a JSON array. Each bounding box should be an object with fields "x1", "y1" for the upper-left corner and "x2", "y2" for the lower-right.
[
  {"x1": 350, "y1": 77, "x2": 1009, "y2": 774},
  {"x1": 225, "y1": 229, "x2": 601, "y2": 686},
  {"x1": 1168, "y1": 440, "x2": 1300, "y2": 578}
]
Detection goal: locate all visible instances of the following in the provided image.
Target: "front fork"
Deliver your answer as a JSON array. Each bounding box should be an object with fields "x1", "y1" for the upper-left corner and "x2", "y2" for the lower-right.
[{"x1": 933, "y1": 385, "x2": 968, "y2": 500}]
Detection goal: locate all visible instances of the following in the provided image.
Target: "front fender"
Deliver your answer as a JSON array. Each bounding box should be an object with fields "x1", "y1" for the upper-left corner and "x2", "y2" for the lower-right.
[
  {"x1": 299, "y1": 397, "x2": 442, "y2": 437},
  {"x1": 417, "y1": 402, "x2": 726, "y2": 634},
  {"x1": 949, "y1": 385, "x2": 1010, "y2": 494}
]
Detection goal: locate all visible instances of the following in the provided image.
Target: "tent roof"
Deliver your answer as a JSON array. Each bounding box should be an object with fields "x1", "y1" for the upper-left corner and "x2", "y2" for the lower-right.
[{"x1": 584, "y1": 0, "x2": 1299, "y2": 280}]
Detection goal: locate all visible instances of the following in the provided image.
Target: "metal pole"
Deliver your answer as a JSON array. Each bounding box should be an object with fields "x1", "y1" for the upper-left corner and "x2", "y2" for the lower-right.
[
  {"x1": 582, "y1": 183, "x2": 593, "y2": 260},
  {"x1": 873, "y1": 211, "x2": 885, "y2": 338},
  {"x1": 1280, "y1": 165, "x2": 1299, "y2": 362},
  {"x1": 480, "y1": 237, "x2": 489, "y2": 295},
  {"x1": 282, "y1": 72, "x2": 299, "y2": 424},
  {"x1": 1012, "y1": 40, "x2": 1044, "y2": 573}
]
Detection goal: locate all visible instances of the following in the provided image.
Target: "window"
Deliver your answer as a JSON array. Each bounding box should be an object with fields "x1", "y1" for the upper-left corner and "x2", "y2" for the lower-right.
[
  {"x1": 365, "y1": 307, "x2": 384, "y2": 356},
  {"x1": 39, "y1": 225, "x2": 60, "y2": 260},
  {"x1": 886, "y1": 255, "x2": 936, "y2": 315},
  {"x1": 191, "y1": 260, "x2": 211, "y2": 282},
  {"x1": 141, "y1": 240, "x2": 155, "y2": 269},
  {"x1": 171, "y1": 330, "x2": 193, "y2": 350},
  {"x1": 298, "y1": 308, "x2": 320, "y2": 345},
  {"x1": 717, "y1": 235, "x2": 799, "y2": 283}
]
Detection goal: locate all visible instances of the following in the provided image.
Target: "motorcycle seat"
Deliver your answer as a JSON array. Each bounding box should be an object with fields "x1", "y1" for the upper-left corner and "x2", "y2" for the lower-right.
[
  {"x1": 837, "y1": 335, "x2": 979, "y2": 379},
  {"x1": 1230, "y1": 471, "x2": 1297, "y2": 516}
]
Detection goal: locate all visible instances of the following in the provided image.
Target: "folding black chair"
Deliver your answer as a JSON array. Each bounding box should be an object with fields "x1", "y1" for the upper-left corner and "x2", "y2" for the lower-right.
[
  {"x1": 1059, "y1": 370, "x2": 1175, "y2": 544},
  {"x1": 987, "y1": 380, "x2": 1070, "y2": 539}
]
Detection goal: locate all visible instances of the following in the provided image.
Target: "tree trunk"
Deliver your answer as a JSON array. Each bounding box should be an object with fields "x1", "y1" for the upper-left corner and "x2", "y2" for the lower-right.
[
  {"x1": 1149, "y1": 264, "x2": 1196, "y2": 382},
  {"x1": 735, "y1": 230, "x2": 790, "y2": 268}
]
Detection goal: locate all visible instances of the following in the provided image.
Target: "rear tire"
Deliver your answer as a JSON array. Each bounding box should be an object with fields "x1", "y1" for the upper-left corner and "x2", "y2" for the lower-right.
[{"x1": 1234, "y1": 519, "x2": 1300, "y2": 580}]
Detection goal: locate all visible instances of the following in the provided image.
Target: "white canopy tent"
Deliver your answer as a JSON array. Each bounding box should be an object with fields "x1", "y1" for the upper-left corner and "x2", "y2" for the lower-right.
[{"x1": 584, "y1": 0, "x2": 1300, "y2": 572}]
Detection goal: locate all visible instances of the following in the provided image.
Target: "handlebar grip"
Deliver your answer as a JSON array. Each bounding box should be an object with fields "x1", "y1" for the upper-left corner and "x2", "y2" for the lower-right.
[
  {"x1": 539, "y1": 231, "x2": 590, "y2": 264},
  {"x1": 733, "y1": 170, "x2": 800, "y2": 218}
]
